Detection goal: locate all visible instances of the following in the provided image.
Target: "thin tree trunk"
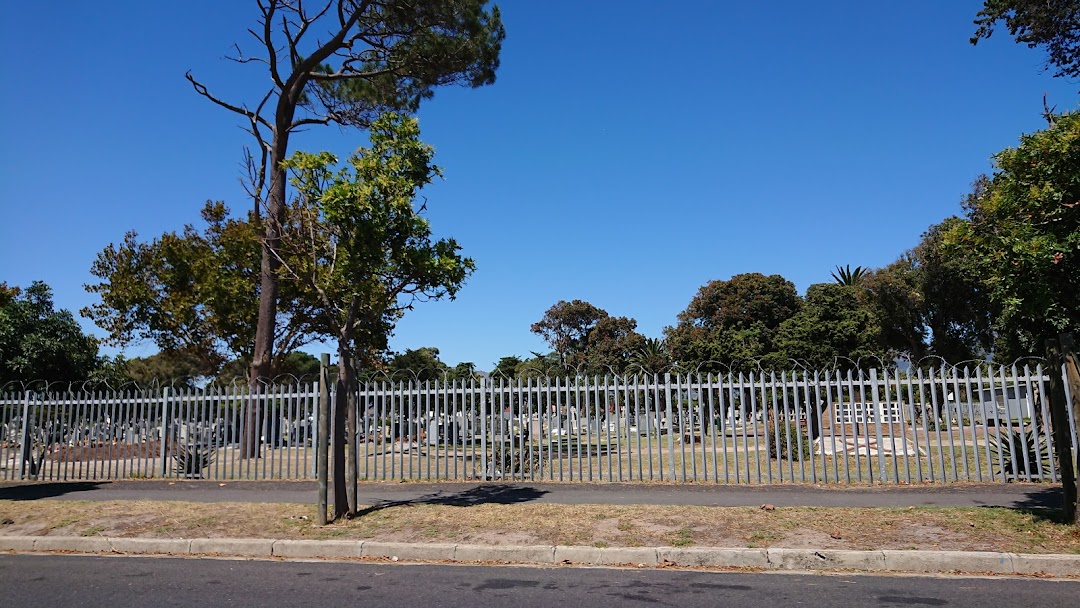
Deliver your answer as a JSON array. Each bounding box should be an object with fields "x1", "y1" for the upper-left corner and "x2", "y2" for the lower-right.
[
  {"x1": 332, "y1": 342, "x2": 351, "y2": 520},
  {"x1": 244, "y1": 134, "x2": 290, "y2": 458}
]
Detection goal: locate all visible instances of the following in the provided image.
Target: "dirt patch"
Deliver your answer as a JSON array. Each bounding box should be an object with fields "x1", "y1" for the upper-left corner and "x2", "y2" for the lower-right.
[{"x1": 1, "y1": 499, "x2": 1078, "y2": 555}]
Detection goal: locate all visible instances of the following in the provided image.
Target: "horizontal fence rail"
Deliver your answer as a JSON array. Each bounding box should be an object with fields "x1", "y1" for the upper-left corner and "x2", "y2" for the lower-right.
[{"x1": 2, "y1": 365, "x2": 1077, "y2": 485}]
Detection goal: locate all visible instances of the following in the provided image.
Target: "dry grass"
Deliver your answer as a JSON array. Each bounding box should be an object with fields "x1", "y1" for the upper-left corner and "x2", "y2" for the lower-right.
[{"x1": 1, "y1": 499, "x2": 1077, "y2": 554}]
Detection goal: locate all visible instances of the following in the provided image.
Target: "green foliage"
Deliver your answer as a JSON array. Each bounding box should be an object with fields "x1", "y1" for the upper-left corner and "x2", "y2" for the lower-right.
[
  {"x1": 989, "y1": 428, "x2": 1051, "y2": 479},
  {"x1": 173, "y1": 443, "x2": 216, "y2": 478},
  {"x1": 189, "y1": 0, "x2": 505, "y2": 389},
  {"x1": 492, "y1": 356, "x2": 524, "y2": 379},
  {"x1": 768, "y1": 421, "x2": 812, "y2": 461},
  {"x1": 386, "y1": 347, "x2": 450, "y2": 381},
  {"x1": 773, "y1": 283, "x2": 888, "y2": 371},
  {"x1": 215, "y1": 351, "x2": 323, "y2": 384},
  {"x1": 307, "y1": 2, "x2": 505, "y2": 121},
  {"x1": 941, "y1": 112, "x2": 1080, "y2": 359},
  {"x1": 865, "y1": 220, "x2": 995, "y2": 362},
  {"x1": 972, "y1": 1, "x2": 1080, "y2": 81},
  {"x1": 83, "y1": 202, "x2": 321, "y2": 375},
  {"x1": 530, "y1": 300, "x2": 645, "y2": 375},
  {"x1": 628, "y1": 338, "x2": 674, "y2": 375},
  {"x1": 487, "y1": 442, "x2": 544, "y2": 480},
  {"x1": 0, "y1": 281, "x2": 102, "y2": 383},
  {"x1": 120, "y1": 351, "x2": 212, "y2": 387},
  {"x1": 514, "y1": 352, "x2": 563, "y2": 378},
  {"x1": 664, "y1": 273, "x2": 802, "y2": 373},
  {"x1": 830, "y1": 265, "x2": 866, "y2": 286},
  {"x1": 280, "y1": 113, "x2": 474, "y2": 379}
]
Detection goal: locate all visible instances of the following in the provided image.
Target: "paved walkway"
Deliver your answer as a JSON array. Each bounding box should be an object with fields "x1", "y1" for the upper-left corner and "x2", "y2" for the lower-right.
[{"x1": 0, "y1": 479, "x2": 1063, "y2": 509}]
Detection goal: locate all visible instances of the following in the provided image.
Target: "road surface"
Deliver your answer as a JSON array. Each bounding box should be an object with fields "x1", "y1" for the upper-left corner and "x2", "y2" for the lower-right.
[{"x1": 1, "y1": 554, "x2": 1075, "y2": 607}]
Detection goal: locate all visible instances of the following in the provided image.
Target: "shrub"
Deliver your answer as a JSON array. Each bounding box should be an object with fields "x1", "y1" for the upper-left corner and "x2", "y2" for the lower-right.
[
  {"x1": 989, "y1": 428, "x2": 1051, "y2": 480},
  {"x1": 174, "y1": 443, "x2": 215, "y2": 478},
  {"x1": 769, "y1": 421, "x2": 811, "y2": 461}
]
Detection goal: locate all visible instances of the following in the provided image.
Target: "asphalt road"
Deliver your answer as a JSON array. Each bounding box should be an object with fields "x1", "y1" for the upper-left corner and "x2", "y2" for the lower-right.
[
  {"x1": 1, "y1": 554, "x2": 1076, "y2": 608},
  {"x1": 0, "y1": 479, "x2": 1063, "y2": 509}
]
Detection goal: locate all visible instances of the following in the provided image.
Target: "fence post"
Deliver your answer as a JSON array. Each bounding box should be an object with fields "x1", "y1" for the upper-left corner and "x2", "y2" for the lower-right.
[
  {"x1": 346, "y1": 356, "x2": 358, "y2": 516},
  {"x1": 1046, "y1": 338, "x2": 1077, "y2": 524},
  {"x1": 18, "y1": 391, "x2": 32, "y2": 480},
  {"x1": 1061, "y1": 334, "x2": 1080, "y2": 460},
  {"x1": 869, "y1": 368, "x2": 887, "y2": 482},
  {"x1": 316, "y1": 354, "x2": 330, "y2": 526},
  {"x1": 159, "y1": 387, "x2": 171, "y2": 478},
  {"x1": 480, "y1": 375, "x2": 488, "y2": 480}
]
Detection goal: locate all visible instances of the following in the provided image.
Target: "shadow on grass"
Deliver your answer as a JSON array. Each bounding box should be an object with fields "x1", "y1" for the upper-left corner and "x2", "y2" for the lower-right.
[
  {"x1": 979, "y1": 485, "x2": 1070, "y2": 524},
  {"x1": 0, "y1": 482, "x2": 108, "y2": 501},
  {"x1": 353, "y1": 484, "x2": 548, "y2": 518}
]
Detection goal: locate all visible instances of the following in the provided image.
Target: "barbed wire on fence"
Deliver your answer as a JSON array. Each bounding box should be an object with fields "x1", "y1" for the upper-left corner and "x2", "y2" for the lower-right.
[{"x1": 4, "y1": 353, "x2": 1069, "y2": 396}]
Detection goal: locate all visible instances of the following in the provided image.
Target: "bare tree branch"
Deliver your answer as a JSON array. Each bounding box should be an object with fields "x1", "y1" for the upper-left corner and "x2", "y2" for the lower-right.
[{"x1": 185, "y1": 71, "x2": 274, "y2": 130}]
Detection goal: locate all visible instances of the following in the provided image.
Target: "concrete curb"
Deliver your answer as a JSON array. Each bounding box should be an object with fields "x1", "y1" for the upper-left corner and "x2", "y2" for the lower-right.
[{"x1": 0, "y1": 536, "x2": 1077, "y2": 577}]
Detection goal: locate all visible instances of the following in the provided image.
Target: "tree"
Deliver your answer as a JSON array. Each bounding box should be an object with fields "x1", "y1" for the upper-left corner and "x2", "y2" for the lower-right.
[
  {"x1": 186, "y1": 1, "x2": 504, "y2": 387},
  {"x1": 530, "y1": 300, "x2": 645, "y2": 374},
  {"x1": 277, "y1": 113, "x2": 473, "y2": 518},
  {"x1": 628, "y1": 337, "x2": 674, "y2": 375},
  {"x1": 84, "y1": 201, "x2": 321, "y2": 376},
  {"x1": 830, "y1": 264, "x2": 866, "y2": 286},
  {"x1": 514, "y1": 351, "x2": 562, "y2": 377},
  {"x1": 123, "y1": 350, "x2": 217, "y2": 388},
  {"x1": 664, "y1": 273, "x2": 802, "y2": 372},
  {"x1": 942, "y1": 112, "x2": 1080, "y2": 360},
  {"x1": 972, "y1": 1, "x2": 1080, "y2": 81},
  {"x1": 491, "y1": 355, "x2": 523, "y2": 379},
  {"x1": 773, "y1": 283, "x2": 887, "y2": 371},
  {"x1": 0, "y1": 282, "x2": 102, "y2": 384},
  {"x1": 387, "y1": 346, "x2": 449, "y2": 381},
  {"x1": 909, "y1": 219, "x2": 995, "y2": 362},
  {"x1": 861, "y1": 258, "x2": 926, "y2": 360},
  {"x1": 861, "y1": 219, "x2": 996, "y2": 365}
]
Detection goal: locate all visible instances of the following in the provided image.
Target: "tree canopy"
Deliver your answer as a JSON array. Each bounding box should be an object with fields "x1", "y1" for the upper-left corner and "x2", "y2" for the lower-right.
[
  {"x1": 664, "y1": 273, "x2": 802, "y2": 372},
  {"x1": 530, "y1": 300, "x2": 645, "y2": 375},
  {"x1": 773, "y1": 283, "x2": 887, "y2": 371},
  {"x1": 83, "y1": 201, "x2": 320, "y2": 376},
  {"x1": 942, "y1": 111, "x2": 1080, "y2": 360},
  {"x1": 279, "y1": 113, "x2": 473, "y2": 370},
  {"x1": 1, "y1": 282, "x2": 103, "y2": 384},
  {"x1": 187, "y1": 0, "x2": 504, "y2": 385},
  {"x1": 972, "y1": 1, "x2": 1080, "y2": 81}
]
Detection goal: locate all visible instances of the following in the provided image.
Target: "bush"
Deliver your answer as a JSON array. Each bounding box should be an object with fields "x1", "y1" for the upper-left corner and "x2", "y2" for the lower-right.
[
  {"x1": 769, "y1": 421, "x2": 811, "y2": 461},
  {"x1": 174, "y1": 443, "x2": 215, "y2": 478},
  {"x1": 989, "y1": 429, "x2": 1051, "y2": 480}
]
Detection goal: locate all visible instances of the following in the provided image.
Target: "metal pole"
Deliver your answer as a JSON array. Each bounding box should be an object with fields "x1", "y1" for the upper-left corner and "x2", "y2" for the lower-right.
[
  {"x1": 18, "y1": 391, "x2": 32, "y2": 480},
  {"x1": 317, "y1": 354, "x2": 330, "y2": 526},
  {"x1": 159, "y1": 387, "x2": 171, "y2": 478},
  {"x1": 347, "y1": 357, "x2": 358, "y2": 516}
]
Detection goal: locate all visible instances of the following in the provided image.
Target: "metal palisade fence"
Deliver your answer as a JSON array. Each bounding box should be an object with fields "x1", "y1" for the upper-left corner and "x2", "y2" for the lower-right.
[
  {"x1": 1, "y1": 364, "x2": 1077, "y2": 484},
  {"x1": 0, "y1": 383, "x2": 319, "y2": 482}
]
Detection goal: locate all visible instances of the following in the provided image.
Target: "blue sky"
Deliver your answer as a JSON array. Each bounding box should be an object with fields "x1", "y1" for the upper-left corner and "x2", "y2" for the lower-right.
[{"x1": 1, "y1": 1, "x2": 1076, "y2": 370}]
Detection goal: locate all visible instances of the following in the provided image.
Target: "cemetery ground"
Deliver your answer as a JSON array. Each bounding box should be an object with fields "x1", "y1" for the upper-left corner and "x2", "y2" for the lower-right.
[{"x1": 1, "y1": 486, "x2": 1078, "y2": 556}]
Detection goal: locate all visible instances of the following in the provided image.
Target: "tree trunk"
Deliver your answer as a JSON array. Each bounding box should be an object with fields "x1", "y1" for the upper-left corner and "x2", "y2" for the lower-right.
[
  {"x1": 332, "y1": 342, "x2": 352, "y2": 521},
  {"x1": 244, "y1": 134, "x2": 290, "y2": 458}
]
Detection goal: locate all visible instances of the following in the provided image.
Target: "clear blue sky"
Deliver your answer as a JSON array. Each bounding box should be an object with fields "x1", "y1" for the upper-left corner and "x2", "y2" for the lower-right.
[{"x1": 1, "y1": 1, "x2": 1076, "y2": 370}]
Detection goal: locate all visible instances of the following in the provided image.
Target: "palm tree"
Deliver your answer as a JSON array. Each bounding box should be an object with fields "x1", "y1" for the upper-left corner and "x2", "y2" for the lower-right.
[
  {"x1": 831, "y1": 264, "x2": 867, "y2": 286},
  {"x1": 628, "y1": 338, "x2": 673, "y2": 375}
]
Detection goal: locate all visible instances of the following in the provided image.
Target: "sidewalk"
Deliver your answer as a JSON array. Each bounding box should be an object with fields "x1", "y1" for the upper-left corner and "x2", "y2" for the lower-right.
[{"x1": 0, "y1": 479, "x2": 1064, "y2": 509}]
